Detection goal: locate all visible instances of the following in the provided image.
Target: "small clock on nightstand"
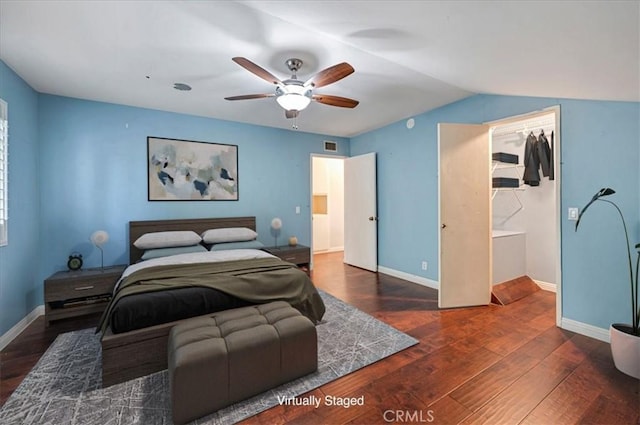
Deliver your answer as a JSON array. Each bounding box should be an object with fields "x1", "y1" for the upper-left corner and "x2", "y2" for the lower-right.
[{"x1": 67, "y1": 253, "x2": 83, "y2": 271}]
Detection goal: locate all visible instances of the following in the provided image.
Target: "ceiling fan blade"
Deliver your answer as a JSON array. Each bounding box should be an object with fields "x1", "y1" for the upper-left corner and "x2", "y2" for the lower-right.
[
  {"x1": 285, "y1": 110, "x2": 299, "y2": 119},
  {"x1": 232, "y1": 57, "x2": 282, "y2": 85},
  {"x1": 305, "y1": 62, "x2": 354, "y2": 88},
  {"x1": 224, "y1": 93, "x2": 275, "y2": 101},
  {"x1": 312, "y1": 94, "x2": 359, "y2": 108}
]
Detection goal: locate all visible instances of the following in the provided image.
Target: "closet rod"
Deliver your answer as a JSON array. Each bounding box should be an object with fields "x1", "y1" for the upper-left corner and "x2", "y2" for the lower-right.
[{"x1": 491, "y1": 118, "x2": 555, "y2": 137}]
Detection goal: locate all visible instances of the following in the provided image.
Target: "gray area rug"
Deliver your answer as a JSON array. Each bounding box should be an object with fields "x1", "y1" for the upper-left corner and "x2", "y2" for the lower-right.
[{"x1": 0, "y1": 290, "x2": 417, "y2": 424}]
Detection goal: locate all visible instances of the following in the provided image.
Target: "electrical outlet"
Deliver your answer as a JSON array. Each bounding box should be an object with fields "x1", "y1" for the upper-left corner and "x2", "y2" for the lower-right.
[
  {"x1": 421, "y1": 261, "x2": 428, "y2": 271},
  {"x1": 568, "y1": 207, "x2": 579, "y2": 221}
]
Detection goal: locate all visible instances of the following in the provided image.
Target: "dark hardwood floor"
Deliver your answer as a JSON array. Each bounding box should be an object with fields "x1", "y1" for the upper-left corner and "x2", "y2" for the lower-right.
[{"x1": 1, "y1": 252, "x2": 639, "y2": 424}]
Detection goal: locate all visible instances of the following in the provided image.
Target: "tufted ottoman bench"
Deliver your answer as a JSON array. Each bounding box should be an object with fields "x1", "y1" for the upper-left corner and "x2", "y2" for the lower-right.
[{"x1": 167, "y1": 301, "x2": 318, "y2": 425}]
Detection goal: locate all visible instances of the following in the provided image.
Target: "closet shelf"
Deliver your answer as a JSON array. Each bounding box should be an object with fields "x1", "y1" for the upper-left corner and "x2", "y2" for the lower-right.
[
  {"x1": 493, "y1": 177, "x2": 519, "y2": 188},
  {"x1": 492, "y1": 152, "x2": 524, "y2": 217},
  {"x1": 492, "y1": 152, "x2": 518, "y2": 164}
]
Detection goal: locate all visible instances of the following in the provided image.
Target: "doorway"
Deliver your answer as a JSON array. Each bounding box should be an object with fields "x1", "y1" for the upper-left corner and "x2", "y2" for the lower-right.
[
  {"x1": 310, "y1": 153, "x2": 379, "y2": 272},
  {"x1": 489, "y1": 107, "x2": 561, "y2": 323},
  {"x1": 311, "y1": 156, "x2": 345, "y2": 256}
]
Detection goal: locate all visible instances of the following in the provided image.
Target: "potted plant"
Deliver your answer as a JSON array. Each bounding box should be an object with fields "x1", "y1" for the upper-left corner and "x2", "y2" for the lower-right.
[{"x1": 576, "y1": 188, "x2": 640, "y2": 379}]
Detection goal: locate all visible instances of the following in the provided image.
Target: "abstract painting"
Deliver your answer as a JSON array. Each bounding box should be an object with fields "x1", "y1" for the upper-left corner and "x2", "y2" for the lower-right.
[{"x1": 147, "y1": 137, "x2": 238, "y2": 201}]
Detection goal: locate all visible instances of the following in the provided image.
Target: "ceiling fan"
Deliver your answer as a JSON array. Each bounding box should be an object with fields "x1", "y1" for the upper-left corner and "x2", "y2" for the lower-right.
[{"x1": 225, "y1": 57, "x2": 359, "y2": 119}]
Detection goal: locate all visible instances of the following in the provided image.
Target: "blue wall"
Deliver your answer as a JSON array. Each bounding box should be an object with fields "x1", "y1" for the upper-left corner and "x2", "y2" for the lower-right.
[
  {"x1": 351, "y1": 94, "x2": 640, "y2": 331},
  {"x1": 37, "y1": 94, "x2": 348, "y2": 279},
  {"x1": 0, "y1": 62, "x2": 40, "y2": 336}
]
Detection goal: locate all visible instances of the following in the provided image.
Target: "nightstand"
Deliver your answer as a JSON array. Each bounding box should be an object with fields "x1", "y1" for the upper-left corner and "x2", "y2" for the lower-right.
[
  {"x1": 44, "y1": 264, "x2": 127, "y2": 326},
  {"x1": 262, "y1": 245, "x2": 310, "y2": 270}
]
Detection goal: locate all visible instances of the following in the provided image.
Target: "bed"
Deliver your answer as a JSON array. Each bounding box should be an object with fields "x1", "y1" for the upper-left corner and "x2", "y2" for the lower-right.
[{"x1": 99, "y1": 216, "x2": 325, "y2": 387}]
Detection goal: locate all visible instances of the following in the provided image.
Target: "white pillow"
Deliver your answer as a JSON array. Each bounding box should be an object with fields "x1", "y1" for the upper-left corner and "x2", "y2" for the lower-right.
[
  {"x1": 134, "y1": 231, "x2": 202, "y2": 249},
  {"x1": 201, "y1": 227, "x2": 257, "y2": 244}
]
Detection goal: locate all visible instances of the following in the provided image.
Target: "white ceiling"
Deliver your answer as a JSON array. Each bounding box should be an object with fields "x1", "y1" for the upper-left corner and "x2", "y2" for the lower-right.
[{"x1": 1, "y1": 1, "x2": 638, "y2": 137}]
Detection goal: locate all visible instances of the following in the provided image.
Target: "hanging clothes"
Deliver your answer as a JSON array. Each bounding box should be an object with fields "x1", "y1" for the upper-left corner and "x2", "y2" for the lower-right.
[
  {"x1": 549, "y1": 131, "x2": 555, "y2": 180},
  {"x1": 537, "y1": 129, "x2": 552, "y2": 177},
  {"x1": 522, "y1": 132, "x2": 540, "y2": 186}
]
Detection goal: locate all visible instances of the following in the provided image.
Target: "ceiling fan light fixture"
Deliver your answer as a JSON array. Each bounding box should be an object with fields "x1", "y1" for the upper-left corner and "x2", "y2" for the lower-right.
[
  {"x1": 276, "y1": 84, "x2": 311, "y2": 111},
  {"x1": 226, "y1": 57, "x2": 358, "y2": 117}
]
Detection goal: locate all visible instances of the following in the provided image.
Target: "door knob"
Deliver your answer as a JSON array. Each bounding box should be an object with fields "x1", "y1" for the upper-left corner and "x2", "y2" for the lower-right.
[
  {"x1": 441, "y1": 223, "x2": 447, "y2": 229},
  {"x1": 369, "y1": 216, "x2": 377, "y2": 221}
]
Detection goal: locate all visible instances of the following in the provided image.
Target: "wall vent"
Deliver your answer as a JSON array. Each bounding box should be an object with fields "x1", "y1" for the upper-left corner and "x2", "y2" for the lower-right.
[{"x1": 324, "y1": 141, "x2": 338, "y2": 152}]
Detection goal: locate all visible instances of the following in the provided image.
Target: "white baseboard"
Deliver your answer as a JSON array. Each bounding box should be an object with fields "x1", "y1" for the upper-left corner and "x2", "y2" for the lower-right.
[
  {"x1": 378, "y1": 266, "x2": 439, "y2": 290},
  {"x1": 561, "y1": 317, "x2": 610, "y2": 343},
  {"x1": 0, "y1": 305, "x2": 45, "y2": 351},
  {"x1": 535, "y1": 279, "x2": 556, "y2": 293}
]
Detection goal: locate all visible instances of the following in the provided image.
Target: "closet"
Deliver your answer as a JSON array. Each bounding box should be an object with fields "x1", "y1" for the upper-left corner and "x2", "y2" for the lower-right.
[
  {"x1": 490, "y1": 112, "x2": 558, "y2": 292},
  {"x1": 437, "y1": 107, "x2": 560, "y2": 317}
]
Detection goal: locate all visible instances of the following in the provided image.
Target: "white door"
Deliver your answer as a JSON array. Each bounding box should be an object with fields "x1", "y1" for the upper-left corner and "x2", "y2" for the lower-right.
[
  {"x1": 344, "y1": 152, "x2": 377, "y2": 272},
  {"x1": 438, "y1": 123, "x2": 491, "y2": 308}
]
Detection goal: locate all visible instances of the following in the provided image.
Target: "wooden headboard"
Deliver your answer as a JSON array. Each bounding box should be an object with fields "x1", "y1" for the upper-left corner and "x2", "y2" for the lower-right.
[{"x1": 128, "y1": 216, "x2": 256, "y2": 264}]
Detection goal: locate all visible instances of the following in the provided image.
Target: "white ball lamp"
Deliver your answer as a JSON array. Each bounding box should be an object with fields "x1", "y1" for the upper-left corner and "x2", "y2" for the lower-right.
[
  {"x1": 90, "y1": 230, "x2": 109, "y2": 271},
  {"x1": 271, "y1": 218, "x2": 282, "y2": 248}
]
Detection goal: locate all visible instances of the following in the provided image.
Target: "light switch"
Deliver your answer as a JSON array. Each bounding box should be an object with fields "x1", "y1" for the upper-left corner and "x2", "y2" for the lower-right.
[
  {"x1": 568, "y1": 207, "x2": 579, "y2": 221},
  {"x1": 295, "y1": 206, "x2": 300, "y2": 214}
]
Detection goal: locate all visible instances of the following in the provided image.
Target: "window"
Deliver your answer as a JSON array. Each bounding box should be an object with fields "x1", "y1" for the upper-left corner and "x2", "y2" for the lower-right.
[{"x1": 0, "y1": 99, "x2": 7, "y2": 246}]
